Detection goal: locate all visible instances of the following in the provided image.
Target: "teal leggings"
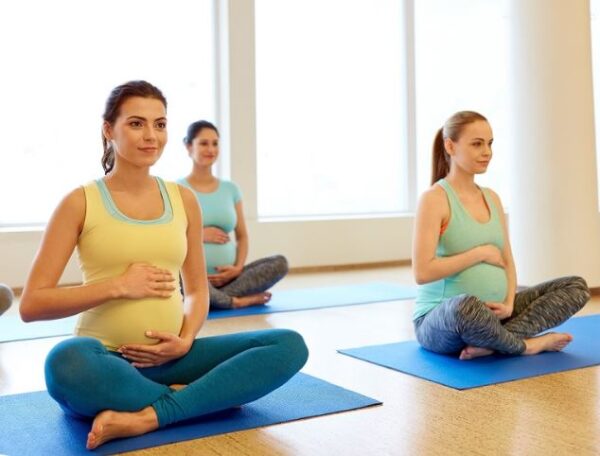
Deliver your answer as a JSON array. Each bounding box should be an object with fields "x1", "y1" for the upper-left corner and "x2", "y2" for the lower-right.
[{"x1": 44, "y1": 329, "x2": 308, "y2": 427}]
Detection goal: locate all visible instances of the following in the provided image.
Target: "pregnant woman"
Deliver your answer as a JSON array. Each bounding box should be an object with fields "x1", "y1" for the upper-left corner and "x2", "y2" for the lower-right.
[
  {"x1": 20, "y1": 81, "x2": 308, "y2": 449},
  {"x1": 179, "y1": 120, "x2": 288, "y2": 309},
  {"x1": 411, "y1": 110, "x2": 590, "y2": 360}
]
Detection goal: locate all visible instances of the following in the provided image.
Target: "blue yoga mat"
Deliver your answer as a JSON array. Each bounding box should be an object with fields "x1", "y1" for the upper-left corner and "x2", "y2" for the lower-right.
[
  {"x1": 0, "y1": 282, "x2": 416, "y2": 343},
  {"x1": 339, "y1": 315, "x2": 600, "y2": 390},
  {"x1": 0, "y1": 373, "x2": 380, "y2": 455},
  {"x1": 0, "y1": 314, "x2": 79, "y2": 343},
  {"x1": 208, "y1": 282, "x2": 416, "y2": 319}
]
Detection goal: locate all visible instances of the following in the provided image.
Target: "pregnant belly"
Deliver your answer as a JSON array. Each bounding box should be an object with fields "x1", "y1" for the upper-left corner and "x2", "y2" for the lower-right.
[
  {"x1": 204, "y1": 242, "x2": 236, "y2": 274},
  {"x1": 75, "y1": 295, "x2": 184, "y2": 351},
  {"x1": 447, "y1": 263, "x2": 508, "y2": 303}
]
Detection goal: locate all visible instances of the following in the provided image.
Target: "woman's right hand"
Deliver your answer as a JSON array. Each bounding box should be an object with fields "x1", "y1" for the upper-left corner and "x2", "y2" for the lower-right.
[
  {"x1": 115, "y1": 263, "x2": 176, "y2": 299},
  {"x1": 203, "y1": 227, "x2": 230, "y2": 244},
  {"x1": 477, "y1": 244, "x2": 505, "y2": 268}
]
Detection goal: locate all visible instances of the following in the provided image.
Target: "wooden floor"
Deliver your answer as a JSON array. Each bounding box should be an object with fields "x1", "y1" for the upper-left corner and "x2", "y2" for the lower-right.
[{"x1": 1, "y1": 266, "x2": 599, "y2": 455}]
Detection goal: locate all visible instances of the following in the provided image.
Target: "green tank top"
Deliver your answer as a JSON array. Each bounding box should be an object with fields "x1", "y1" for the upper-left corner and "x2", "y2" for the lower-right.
[
  {"x1": 177, "y1": 178, "x2": 241, "y2": 274},
  {"x1": 413, "y1": 179, "x2": 507, "y2": 320}
]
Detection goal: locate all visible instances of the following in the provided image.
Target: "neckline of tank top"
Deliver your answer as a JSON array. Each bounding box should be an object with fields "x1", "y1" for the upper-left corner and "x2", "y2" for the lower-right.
[
  {"x1": 182, "y1": 177, "x2": 222, "y2": 196},
  {"x1": 440, "y1": 178, "x2": 494, "y2": 226},
  {"x1": 95, "y1": 177, "x2": 174, "y2": 225}
]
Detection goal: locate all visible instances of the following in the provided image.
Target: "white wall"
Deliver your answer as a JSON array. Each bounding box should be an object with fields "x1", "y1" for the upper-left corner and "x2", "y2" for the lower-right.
[
  {"x1": 508, "y1": 0, "x2": 600, "y2": 287},
  {"x1": 0, "y1": 0, "x2": 415, "y2": 289},
  {"x1": 0, "y1": 229, "x2": 80, "y2": 288},
  {"x1": 0, "y1": 217, "x2": 414, "y2": 289},
  {"x1": 2, "y1": 0, "x2": 599, "y2": 290}
]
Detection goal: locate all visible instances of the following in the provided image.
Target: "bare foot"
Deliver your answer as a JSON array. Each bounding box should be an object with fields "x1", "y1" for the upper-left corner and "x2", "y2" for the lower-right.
[
  {"x1": 232, "y1": 292, "x2": 272, "y2": 308},
  {"x1": 523, "y1": 332, "x2": 573, "y2": 355},
  {"x1": 459, "y1": 346, "x2": 494, "y2": 360},
  {"x1": 169, "y1": 384, "x2": 187, "y2": 391},
  {"x1": 86, "y1": 406, "x2": 159, "y2": 450}
]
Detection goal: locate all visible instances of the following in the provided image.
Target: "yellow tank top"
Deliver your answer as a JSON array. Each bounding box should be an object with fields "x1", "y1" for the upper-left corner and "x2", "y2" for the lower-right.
[{"x1": 75, "y1": 178, "x2": 188, "y2": 351}]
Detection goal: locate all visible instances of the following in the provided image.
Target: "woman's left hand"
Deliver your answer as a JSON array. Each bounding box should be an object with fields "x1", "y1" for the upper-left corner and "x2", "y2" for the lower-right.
[
  {"x1": 485, "y1": 301, "x2": 514, "y2": 320},
  {"x1": 118, "y1": 331, "x2": 192, "y2": 368},
  {"x1": 207, "y1": 265, "x2": 242, "y2": 287}
]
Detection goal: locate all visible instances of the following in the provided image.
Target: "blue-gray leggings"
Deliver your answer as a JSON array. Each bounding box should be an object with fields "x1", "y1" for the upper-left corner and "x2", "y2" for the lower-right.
[
  {"x1": 414, "y1": 276, "x2": 590, "y2": 355},
  {"x1": 44, "y1": 328, "x2": 308, "y2": 427},
  {"x1": 210, "y1": 255, "x2": 289, "y2": 309}
]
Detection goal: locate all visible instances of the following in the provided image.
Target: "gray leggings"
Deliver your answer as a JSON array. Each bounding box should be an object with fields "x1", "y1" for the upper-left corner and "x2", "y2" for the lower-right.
[
  {"x1": 414, "y1": 276, "x2": 590, "y2": 355},
  {"x1": 209, "y1": 255, "x2": 289, "y2": 309}
]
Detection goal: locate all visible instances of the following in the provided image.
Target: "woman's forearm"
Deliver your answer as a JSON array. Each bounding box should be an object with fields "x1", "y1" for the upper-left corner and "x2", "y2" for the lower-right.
[
  {"x1": 179, "y1": 290, "x2": 209, "y2": 344},
  {"x1": 414, "y1": 247, "x2": 484, "y2": 284},
  {"x1": 234, "y1": 234, "x2": 249, "y2": 270},
  {"x1": 20, "y1": 278, "x2": 122, "y2": 322},
  {"x1": 504, "y1": 259, "x2": 517, "y2": 306}
]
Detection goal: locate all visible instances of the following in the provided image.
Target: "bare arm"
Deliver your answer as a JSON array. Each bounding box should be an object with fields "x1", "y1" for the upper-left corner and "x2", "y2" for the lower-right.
[
  {"x1": 19, "y1": 189, "x2": 174, "y2": 322},
  {"x1": 489, "y1": 190, "x2": 517, "y2": 307},
  {"x1": 233, "y1": 201, "x2": 249, "y2": 272},
  {"x1": 178, "y1": 186, "x2": 210, "y2": 345},
  {"x1": 20, "y1": 189, "x2": 119, "y2": 321},
  {"x1": 412, "y1": 187, "x2": 503, "y2": 285}
]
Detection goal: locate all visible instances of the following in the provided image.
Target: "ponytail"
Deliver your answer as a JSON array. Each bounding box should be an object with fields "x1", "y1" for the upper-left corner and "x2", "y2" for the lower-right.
[
  {"x1": 101, "y1": 135, "x2": 114, "y2": 175},
  {"x1": 431, "y1": 128, "x2": 449, "y2": 185}
]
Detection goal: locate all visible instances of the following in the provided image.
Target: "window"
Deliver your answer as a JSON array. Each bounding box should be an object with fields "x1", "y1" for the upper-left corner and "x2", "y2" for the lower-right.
[
  {"x1": 0, "y1": 0, "x2": 215, "y2": 226},
  {"x1": 591, "y1": 0, "x2": 600, "y2": 202},
  {"x1": 255, "y1": 0, "x2": 407, "y2": 218},
  {"x1": 414, "y1": 0, "x2": 510, "y2": 200}
]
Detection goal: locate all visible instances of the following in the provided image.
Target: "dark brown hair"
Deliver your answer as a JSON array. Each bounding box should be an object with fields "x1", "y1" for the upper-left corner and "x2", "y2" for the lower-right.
[
  {"x1": 183, "y1": 120, "x2": 219, "y2": 146},
  {"x1": 431, "y1": 111, "x2": 488, "y2": 185},
  {"x1": 101, "y1": 81, "x2": 167, "y2": 174}
]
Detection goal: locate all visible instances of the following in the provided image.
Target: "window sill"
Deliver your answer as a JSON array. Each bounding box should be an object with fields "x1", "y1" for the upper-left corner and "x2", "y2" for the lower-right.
[
  {"x1": 257, "y1": 211, "x2": 415, "y2": 223},
  {"x1": 0, "y1": 225, "x2": 45, "y2": 234}
]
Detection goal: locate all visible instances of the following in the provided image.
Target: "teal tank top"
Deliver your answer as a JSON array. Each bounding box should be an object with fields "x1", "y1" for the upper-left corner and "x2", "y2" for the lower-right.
[
  {"x1": 413, "y1": 179, "x2": 507, "y2": 320},
  {"x1": 177, "y1": 178, "x2": 242, "y2": 274}
]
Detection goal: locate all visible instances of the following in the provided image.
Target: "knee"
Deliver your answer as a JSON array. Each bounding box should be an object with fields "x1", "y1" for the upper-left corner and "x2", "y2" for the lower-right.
[
  {"x1": 45, "y1": 337, "x2": 103, "y2": 394},
  {"x1": 0, "y1": 284, "x2": 13, "y2": 315},
  {"x1": 414, "y1": 313, "x2": 465, "y2": 354},
  {"x1": 569, "y1": 276, "x2": 590, "y2": 295},
  {"x1": 567, "y1": 276, "x2": 591, "y2": 308},
  {"x1": 273, "y1": 328, "x2": 309, "y2": 372},
  {"x1": 273, "y1": 255, "x2": 289, "y2": 276}
]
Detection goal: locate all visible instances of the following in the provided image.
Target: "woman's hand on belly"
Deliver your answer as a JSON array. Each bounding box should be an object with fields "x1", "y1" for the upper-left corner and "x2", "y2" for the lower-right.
[
  {"x1": 485, "y1": 301, "x2": 514, "y2": 320},
  {"x1": 204, "y1": 227, "x2": 230, "y2": 244},
  {"x1": 116, "y1": 263, "x2": 177, "y2": 299},
  {"x1": 208, "y1": 264, "x2": 242, "y2": 287},
  {"x1": 118, "y1": 330, "x2": 192, "y2": 368},
  {"x1": 477, "y1": 244, "x2": 506, "y2": 268}
]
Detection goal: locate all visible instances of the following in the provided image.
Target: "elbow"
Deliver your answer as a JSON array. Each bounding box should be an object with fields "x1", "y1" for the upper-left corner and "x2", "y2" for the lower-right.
[
  {"x1": 413, "y1": 271, "x2": 425, "y2": 285},
  {"x1": 19, "y1": 295, "x2": 37, "y2": 322},
  {"x1": 414, "y1": 275, "x2": 427, "y2": 285},
  {"x1": 19, "y1": 306, "x2": 34, "y2": 323},
  {"x1": 413, "y1": 267, "x2": 429, "y2": 285}
]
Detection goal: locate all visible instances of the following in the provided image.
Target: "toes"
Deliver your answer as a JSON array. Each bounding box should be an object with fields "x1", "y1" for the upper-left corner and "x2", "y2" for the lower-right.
[{"x1": 86, "y1": 434, "x2": 97, "y2": 450}]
